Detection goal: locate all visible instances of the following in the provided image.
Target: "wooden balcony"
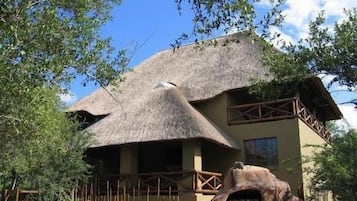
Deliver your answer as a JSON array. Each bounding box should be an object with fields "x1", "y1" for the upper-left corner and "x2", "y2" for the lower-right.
[
  {"x1": 74, "y1": 170, "x2": 222, "y2": 201},
  {"x1": 228, "y1": 97, "x2": 331, "y2": 142}
]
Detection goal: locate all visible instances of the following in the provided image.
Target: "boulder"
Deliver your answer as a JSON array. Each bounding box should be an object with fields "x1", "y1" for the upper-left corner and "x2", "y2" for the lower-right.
[{"x1": 212, "y1": 162, "x2": 301, "y2": 201}]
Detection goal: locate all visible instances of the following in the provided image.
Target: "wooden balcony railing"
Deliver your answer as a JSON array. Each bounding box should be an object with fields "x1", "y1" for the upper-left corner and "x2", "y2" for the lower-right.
[
  {"x1": 195, "y1": 171, "x2": 222, "y2": 193},
  {"x1": 74, "y1": 170, "x2": 222, "y2": 201},
  {"x1": 295, "y1": 100, "x2": 331, "y2": 142},
  {"x1": 228, "y1": 98, "x2": 331, "y2": 142}
]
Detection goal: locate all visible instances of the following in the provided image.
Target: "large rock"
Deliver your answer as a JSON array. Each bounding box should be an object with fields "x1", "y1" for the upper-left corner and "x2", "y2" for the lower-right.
[{"x1": 212, "y1": 162, "x2": 301, "y2": 201}]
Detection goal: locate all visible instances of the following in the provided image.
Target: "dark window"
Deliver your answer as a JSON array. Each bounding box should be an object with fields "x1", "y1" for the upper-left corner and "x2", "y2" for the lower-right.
[
  {"x1": 227, "y1": 190, "x2": 262, "y2": 201},
  {"x1": 138, "y1": 142, "x2": 182, "y2": 173},
  {"x1": 244, "y1": 137, "x2": 278, "y2": 167}
]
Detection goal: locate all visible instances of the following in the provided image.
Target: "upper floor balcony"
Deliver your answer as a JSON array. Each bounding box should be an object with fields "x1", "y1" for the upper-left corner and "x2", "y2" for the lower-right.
[{"x1": 227, "y1": 97, "x2": 331, "y2": 142}]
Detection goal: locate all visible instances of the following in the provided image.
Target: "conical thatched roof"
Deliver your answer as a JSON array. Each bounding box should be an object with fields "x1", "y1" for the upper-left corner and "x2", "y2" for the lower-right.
[
  {"x1": 68, "y1": 33, "x2": 269, "y2": 149},
  {"x1": 86, "y1": 87, "x2": 238, "y2": 148},
  {"x1": 69, "y1": 33, "x2": 269, "y2": 116}
]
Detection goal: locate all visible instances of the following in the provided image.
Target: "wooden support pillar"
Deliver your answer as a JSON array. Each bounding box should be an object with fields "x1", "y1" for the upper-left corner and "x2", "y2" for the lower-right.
[
  {"x1": 182, "y1": 139, "x2": 202, "y2": 196},
  {"x1": 182, "y1": 140, "x2": 202, "y2": 171},
  {"x1": 120, "y1": 144, "x2": 138, "y2": 174}
]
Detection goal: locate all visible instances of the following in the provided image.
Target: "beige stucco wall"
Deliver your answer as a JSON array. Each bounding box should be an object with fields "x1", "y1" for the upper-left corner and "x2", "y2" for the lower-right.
[
  {"x1": 298, "y1": 120, "x2": 332, "y2": 201},
  {"x1": 194, "y1": 93, "x2": 304, "y2": 195}
]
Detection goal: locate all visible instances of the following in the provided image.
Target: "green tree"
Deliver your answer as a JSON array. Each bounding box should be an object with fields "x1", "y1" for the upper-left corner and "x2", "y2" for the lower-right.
[
  {"x1": 176, "y1": 1, "x2": 356, "y2": 96},
  {"x1": 254, "y1": 9, "x2": 357, "y2": 99},
  {"x1": 0, "y1": 86, "x2": 91, "y2": 200},
  {"x1": 305, "y1": 130, "x2": 357, "y2": 200},
  {"x1": 173, "y1": 0, "x2": 285, "y2": 47},
  {"x1": 0, "y1": 0, "x2": 124, "y2": 200}
]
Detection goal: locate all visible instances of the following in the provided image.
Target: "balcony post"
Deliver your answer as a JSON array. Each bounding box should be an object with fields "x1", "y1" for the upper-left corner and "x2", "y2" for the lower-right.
[
  {"x1": 120, "y1": 144, "x2": 138, "y2": 174},
  {"x1": 182, "y1": 140, "x2": 202, "y2": 196},
  {"x1": 182, "y1": 140, "x2": 202, "y2": 172},
  {"x1": 292, "y1": 98, "x2": 297, "y2": 115}
]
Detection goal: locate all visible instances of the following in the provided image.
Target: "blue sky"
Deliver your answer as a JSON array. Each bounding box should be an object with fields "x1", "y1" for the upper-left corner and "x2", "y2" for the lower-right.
[
  {"x1": 66, "y1": 0, "x2": 194, "y2": 100},
  {"x1": 62, "y1": 0, "x2": 357, "y2": 129}
]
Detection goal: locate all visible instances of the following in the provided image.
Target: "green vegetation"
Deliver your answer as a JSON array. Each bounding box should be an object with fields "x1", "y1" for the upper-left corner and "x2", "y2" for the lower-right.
[
  {"x1": 177, "y1": 1, "x2": 356, "y2": 99},
  {"x1": 254, "y1": 9, "x2": 357, "y2": 100},
  {"x1": 174, "y1": 0, "x2": 285, "y2": 47},
  {"x1": 0, "y1": 0, "x2": 124, "y2": 200},
  {"x1": 305, "y1": 130, "x2": 357, "y2": 200}
]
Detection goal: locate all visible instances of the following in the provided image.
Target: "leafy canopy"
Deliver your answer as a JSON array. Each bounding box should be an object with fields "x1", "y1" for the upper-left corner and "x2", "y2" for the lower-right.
[
  {"x1": 256, "y1": 9, "x2": 357, "y2": 99},
  {"x1": 173, "y1": 0, "x2": 285, "y2": 47},
  {"x1": 306, "y1": 130, "x2": 357, "y2": 201},
  {"x1": 0, "y1": 0, "x2": 123, "y2": 200},
  {"x1": 0, "y1": 0, "x2": 126, "y2": 88},
  {"x1": 177, "y1": 1, "x2": 356, "y2": 100}
]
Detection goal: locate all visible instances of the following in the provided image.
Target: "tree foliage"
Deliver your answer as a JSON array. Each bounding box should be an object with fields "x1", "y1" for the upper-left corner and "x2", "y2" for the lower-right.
[
  {"x1": 256, "y1": 9, "x2": 357, "y2": 99},
  {"x1": 177, "y1": 1, "x2": 356, "y2": 100},
  {"x1": 301, "y1": 9, "x2": 357, "y2": 88},
  {"x1": 0, "y1": 0, "x2": 123, "y2": 200},
  {"x1": 1, "y1": 0, "x2": 126, "y2": 87},
  {"x1": 0, "y1": 86, "x2": 91, "y2": 200},
  {"x1": 173, "y1": 0, "x2": 285, "y2": 47},
  {"x1": 305, "y1": 130, "x2": 357, "y2": 201}
]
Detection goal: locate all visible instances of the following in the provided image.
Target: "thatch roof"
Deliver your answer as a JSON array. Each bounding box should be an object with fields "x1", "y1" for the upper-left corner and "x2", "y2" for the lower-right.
[
  {"x1": 68, "y1": 33, "x2": 341, "y2": 149},
  {"x1": 68, "y1": 33, "x2": 267, "y2": 149},
  {"x1": 69, "y1": 33, "x2": 269, "y2": 116},
  {"x1": 86, "y1": 87, "x2": 238, "y2": 148}
]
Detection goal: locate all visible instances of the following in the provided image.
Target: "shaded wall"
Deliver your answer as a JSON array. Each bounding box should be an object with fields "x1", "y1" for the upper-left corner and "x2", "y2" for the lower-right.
[
  {"x1": 201, "y1": 140, "x2": 237, "y2": 173},
  {"x1": 298, "y1": 120, "x2": 332, "y2": 201},
  {"x1": 193, "y1": 93, "x2": 304, "y2": 194},
  {"x1": 85, "y1": 146, "x2": 121, "y2": 176},
  {"x1": 138, "y1": 141, "x2": 182, "y2": 173}
]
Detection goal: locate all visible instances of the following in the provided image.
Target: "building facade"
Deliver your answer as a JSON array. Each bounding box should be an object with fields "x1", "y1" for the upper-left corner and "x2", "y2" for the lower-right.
[{"x1": 69, "y1": 33, "x2": 341, "y2": 201}]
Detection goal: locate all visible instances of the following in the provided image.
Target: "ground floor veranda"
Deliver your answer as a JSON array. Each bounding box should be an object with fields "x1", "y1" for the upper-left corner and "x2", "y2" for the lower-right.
[{"x1": 75, "y1": 139, "x2": 235, "y2": 201}]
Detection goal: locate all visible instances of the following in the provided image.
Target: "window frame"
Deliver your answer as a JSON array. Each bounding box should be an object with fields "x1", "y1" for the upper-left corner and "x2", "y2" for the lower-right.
[{"x1": 244, "y1": 137, "x2": 279, "y2": 168}]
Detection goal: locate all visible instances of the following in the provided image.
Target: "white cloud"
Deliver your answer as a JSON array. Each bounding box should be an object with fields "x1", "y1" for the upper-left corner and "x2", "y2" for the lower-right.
[
  {"x1": 283, "y1": 0, "x2": 321, "y2": 28},
  {"x1": 318, "y1": 74, "x2": 336, "y2": 82},
  {"x1": 281, "y1": 0, "x2": 357, "y2": 40},
  {"x1": 59, "y1": 91, "x2": 78, "y2": 105},
  {"x1": 318, "y1": 73, "x2": 357, "y2": 94},
  {"x1": 318, "y1": 74, "x2": 337, "y2": 87},
  {"x1": 323, "y1": 0, "x2": 357, "y2": 18},
  {"x1": 269, "y1": 26, "x2": 295, "y2": 47},
  {"x1": 254, "y1": 0, "x2": 276, "y2": 7},
  {"x1": 338, "y1": 105, "x2": 357, "y2": 130}
]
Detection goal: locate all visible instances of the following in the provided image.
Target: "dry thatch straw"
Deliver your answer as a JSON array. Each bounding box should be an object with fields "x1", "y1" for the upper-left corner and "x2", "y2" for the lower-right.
[
  {"x1": 69, "y1": 33, "x2": 269, "y2": 116},
  {"x1": 68, "y1": 33, "x2": 340, "y2": 148},
  {"x1": 86, "y1": 87, "x2": 238, "y2": 148},
  {"x1": 68, "y1": 33, "x2": 269, "y2": 148}
]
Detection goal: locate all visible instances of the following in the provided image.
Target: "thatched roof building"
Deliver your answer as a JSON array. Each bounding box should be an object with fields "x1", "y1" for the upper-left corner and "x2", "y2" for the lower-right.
[{"x1": 68, "y1": 33, "x2": 340, "y2": 149}]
